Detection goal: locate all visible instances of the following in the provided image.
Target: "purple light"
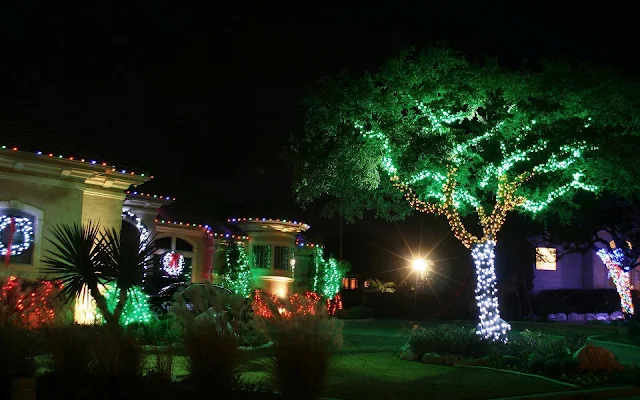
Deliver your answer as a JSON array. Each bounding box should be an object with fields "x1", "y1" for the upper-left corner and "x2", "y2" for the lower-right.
[
  {"x1": 121, "y1": 170, "x2": 126, "y2": 173},
  {"x1": 91, "y1": 160, "x2": 96, "y2": 164}
]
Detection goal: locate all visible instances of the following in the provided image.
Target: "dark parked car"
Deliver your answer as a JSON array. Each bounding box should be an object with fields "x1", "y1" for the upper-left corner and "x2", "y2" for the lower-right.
[{"x1": 148, "y1": 282, "x2": 233, "y2": 316}]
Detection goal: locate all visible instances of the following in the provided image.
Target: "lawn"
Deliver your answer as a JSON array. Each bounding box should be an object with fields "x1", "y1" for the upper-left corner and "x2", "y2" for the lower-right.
[{"x1": 238, "y1": 322, "x2": 577, "y2": 400}]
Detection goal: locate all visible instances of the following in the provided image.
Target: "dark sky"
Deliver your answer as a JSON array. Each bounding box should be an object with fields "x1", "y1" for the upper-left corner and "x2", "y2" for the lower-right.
[{"x1": 1, "y1": 2, "x2": 637, "y2": 274}]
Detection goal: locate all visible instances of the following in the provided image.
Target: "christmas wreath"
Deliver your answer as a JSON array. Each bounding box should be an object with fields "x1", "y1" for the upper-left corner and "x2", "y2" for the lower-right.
[
  {"x1": 0, "y1": 216, "x2": 34, "y2": 265},
  {"x1": 162, "y1": 251, "x2": 185, "y2": 276}
]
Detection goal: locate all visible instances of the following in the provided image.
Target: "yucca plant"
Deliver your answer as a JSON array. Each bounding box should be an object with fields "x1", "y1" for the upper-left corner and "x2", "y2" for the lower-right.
[{"x1": 41, "y1": 222, "x2": 156, "y2": 327}]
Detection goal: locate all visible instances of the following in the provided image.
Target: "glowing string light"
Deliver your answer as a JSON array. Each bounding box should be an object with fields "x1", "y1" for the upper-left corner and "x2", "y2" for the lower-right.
[{"x1": 596, "y1": 249, "x2": 634, "y2": 316}]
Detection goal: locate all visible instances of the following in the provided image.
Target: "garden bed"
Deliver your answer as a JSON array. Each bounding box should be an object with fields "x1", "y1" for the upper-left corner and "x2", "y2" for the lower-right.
[{"x1": 399, "y1": 324, "x2": 640, "y2": 389}]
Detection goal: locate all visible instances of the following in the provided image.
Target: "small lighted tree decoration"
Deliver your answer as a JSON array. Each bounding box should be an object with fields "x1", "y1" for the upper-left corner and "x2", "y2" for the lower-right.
[
  {"x1": 222, "y1": 241, "x2": 252, "y2": 298},
  {"x1": 293, "y1": 48, "x2": 640, "y2": 341},
  {"x1": 312, "y1": 247, "x2": 348, "y2": 300}
]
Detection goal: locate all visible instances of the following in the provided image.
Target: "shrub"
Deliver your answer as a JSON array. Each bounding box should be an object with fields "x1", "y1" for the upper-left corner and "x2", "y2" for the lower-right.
[
  {"x1": 127, "y1": 318, "x2": 182, "y2": 345},
  {"x1": 542, "y1": 358, "x2": 579, "y2": 379},
  {"x1": 408, "y1": 324, "x2": 489, "y2": 358},
  {"x1": 335, "y1": 306, "x2": 374, "y2": 319},
  {"x1": 0, "y1": 325, "x2": 37, "y2": 397},
  {"x1": 183, "y1": 317, "x2": 240, "y2": 395},
  {"x1": 265, "y1": 302, "x2": 342, "y2": 400},
  {"x1": 42, "y1": 324, "x2": 94, "y2": 376},
  {"x1": 91, "y1": 326, "x2": 144, "y2": 376},
  {"x1": 623, "y1": 320, "x2": 640, "y2": 346}
]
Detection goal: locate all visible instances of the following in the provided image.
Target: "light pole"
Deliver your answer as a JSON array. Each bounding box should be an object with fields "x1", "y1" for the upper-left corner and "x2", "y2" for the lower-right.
[{"x1": 412, "y1": 258, "x2": 428, "y2": 319}]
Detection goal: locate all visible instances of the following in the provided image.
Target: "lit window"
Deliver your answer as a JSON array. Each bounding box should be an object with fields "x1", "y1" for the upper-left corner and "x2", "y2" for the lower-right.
[
  {"x1": 610, "y1": 240, "x2": 616, "y2": 249},
  {"x1": 535, "y1": 247, "x2": 556, "y2": 271},
  {"x1": 350, "y1": 278, "x2": 357, "y2": 289},
  {"x1": 274, "y1": 246, "x2": 290, "y2": 270},
  {"x1": 342, "y1": 277, "x2": 349, "y2": 289}
]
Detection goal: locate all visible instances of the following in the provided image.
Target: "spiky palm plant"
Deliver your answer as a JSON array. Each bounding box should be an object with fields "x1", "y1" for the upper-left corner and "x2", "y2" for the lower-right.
[{"x1": 42, "y1": 222, "x2": 156, "y2": 327}]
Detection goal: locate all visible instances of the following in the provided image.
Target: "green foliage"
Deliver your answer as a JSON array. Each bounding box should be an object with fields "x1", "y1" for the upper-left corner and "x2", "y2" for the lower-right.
[
  {"x1": 408, "y1": 324, "x2": 489, "y2": 357},
  {"x1": 366, "y1": 278, "x2": 397, "y2": 293},
  {"x1": 291, "y1": 47, "x2": 640, "y2": 223},
  {"x1": 223, "y1": 242, "x2": 252, "y2": 298},
  {"x1": 311, "y1": 248, "x2": 349, "y2": 299}
]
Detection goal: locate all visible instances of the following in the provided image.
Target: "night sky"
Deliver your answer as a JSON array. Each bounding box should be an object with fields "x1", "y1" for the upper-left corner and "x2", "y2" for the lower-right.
[{"x1": 0, "y1": 2, "x2": 637, "y2": 275}]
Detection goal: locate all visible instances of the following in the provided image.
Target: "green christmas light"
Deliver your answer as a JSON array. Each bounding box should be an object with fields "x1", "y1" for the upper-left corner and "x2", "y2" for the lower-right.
[
  {"x1": 311, "y1": 248, "x2": 344, "y2": 300},
  {"x1": 223, "y1": 242, "x2": 252, "y2": 298},
  {"x1": 99, "y1": 285, "x2": 153, "y2": 326}
]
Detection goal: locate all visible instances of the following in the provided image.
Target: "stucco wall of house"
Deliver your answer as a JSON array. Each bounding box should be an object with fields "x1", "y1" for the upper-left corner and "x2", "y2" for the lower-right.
[
  {"x1": 0, "y1": 176, "x2": 85, "y2": 276},
  {"x1": 532, "y1": 250, "x2": 584, "y2": 292},
  {"x1": 82, "y1": 190, "x2": 126, "y2": 231},
  {"x1": 154, "y1": 225, "x2": 209, "y2": 284}
]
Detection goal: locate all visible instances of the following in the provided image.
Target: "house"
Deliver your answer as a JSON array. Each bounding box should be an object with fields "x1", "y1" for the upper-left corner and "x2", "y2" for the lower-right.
[
  {"x1": 0, "y1": 146, "x2": 320, "y2": 299},
  {"x1": 532, "y1": 237, "x2": 640, "y2": 293}
]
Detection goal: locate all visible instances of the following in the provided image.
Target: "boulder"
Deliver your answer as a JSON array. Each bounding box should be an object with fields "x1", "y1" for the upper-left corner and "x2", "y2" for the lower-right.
[
  {"x1": 568, "y1": 313, "x2": 585, "y2": 321},
  {"x1": 554, "y1": 313, "x2": 568, "y2": 322},
  {"x1": 400, "y1": 347, "x2": 420, "y2": 361},
  {"x1": 610, "y1": 311, "x2": 625, "y2": 320},
  {"x1": 421, "y1": 352, "x2": 443, "y2": 365},
  {"x1": 596, "y1": 313, "x2": 609, "y2": 321},
  {"x1": 442, "y1": 354, "x2": 463, "y2": 366},
  {"x1": 585, "y1": 313, "x2": 597, "y2": 321},
  {"x1": 573, "y1": 344, "x2": 624, "y2": 372},
  {"x1": 547, "y1": 314, "x2": 557, "y2": 322}
]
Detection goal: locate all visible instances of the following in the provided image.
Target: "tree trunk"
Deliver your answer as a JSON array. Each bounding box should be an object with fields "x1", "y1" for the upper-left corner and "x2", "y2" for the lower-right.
[
  {"x1": 89, "y1": 283, "x2": 117, "y2": 327},
  {"x1": 113, "y1": 286, "x2": 129, "y2": 323},
  {"x1": 471, "y1": 240, "x2": 510, "y2": 341}
]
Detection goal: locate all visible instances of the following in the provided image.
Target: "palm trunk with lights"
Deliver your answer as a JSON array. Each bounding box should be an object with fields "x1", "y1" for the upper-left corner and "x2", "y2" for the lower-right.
[{"x1": 393, "y1": 169, "x2": 529, "y2": 342}]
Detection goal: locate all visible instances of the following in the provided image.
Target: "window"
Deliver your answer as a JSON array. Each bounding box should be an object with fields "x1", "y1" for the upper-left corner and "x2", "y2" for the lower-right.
[
  {"x1": 536, "y1": 247, "x2": 556, "y2": 270},
  {"x1": 253, "y1": 245, "x2": 271, "y2": 268},
  {"x1": 0, "y1": 209, "x2": 35, "y2": 265},
  {"x1": 342, "y1": 277, "x2": 349, "y2": 289},
  {"x1": 274, "y1": 246, "x2": 290, "y2": 270},
  {"x1": 350, "y1": 278, "x2": 358, "y2": 289}
]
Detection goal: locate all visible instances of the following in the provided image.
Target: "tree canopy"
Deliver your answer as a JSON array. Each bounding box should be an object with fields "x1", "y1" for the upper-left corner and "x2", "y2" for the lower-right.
[{"x1": 290, "y1": 48, "x2": 640, "y2": 244}]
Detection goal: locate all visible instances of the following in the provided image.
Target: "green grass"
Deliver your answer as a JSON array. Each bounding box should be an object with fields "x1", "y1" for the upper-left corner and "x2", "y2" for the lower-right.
[{"x1": 237, "y1": 327, "x2": 576, "y2": 400}]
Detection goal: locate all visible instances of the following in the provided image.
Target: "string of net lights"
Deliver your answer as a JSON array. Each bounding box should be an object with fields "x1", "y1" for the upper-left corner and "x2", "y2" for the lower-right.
[
  {"x1": 100, "y1": 285, "x2": 153, "y2": 326},
  {"x1": 0, "y1": 276, "x2": 57, "y2": 328},
  {"x1": 596, "y1": 248, "x2": 635, "y2": 315},
  {"x1": 0, "y1": 216, "x2": 34, "y2": 256},
  {"x1": 162, "y1": 251, "x2": 185, "y2": 276},
  {"x1": 122, "y1": 210, "x2": 152, "y2": 282},
  {"x1": 223, "y1": 242, "x2": 252, "y2": 298},
  {"x1": 354, "y1": 110, "x2": 600, "y2": 342}
]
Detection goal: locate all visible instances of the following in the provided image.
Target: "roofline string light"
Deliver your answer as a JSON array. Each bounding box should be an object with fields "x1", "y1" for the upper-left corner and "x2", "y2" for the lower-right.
[
  {"x1": 155, "y1": 219, "x2": 249, "y2": 240},
  {"x1": 0, "y1": 145, "x2": 152, "y2": 178},
  {"x1": 126, "y1": 191, "x2": 176, "y2": 201},
  {"x1": 295, "y1": 239, "x2": 324, "y2": 248},
  {"x1": 228, "y1": 217, "x2": 311, "y2": 230}
]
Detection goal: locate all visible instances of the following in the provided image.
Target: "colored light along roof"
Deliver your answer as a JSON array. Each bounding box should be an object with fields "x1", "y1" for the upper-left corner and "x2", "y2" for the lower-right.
[
  {"x1": 0, "y1": 145, "x2": 152, "y2": 178},
  {"x1": 126, "y1": 191, "x2": 176, "y2": 201},
  {"x1": 227, "y1": 217, "x2": 311, "y2": 230},
  {"x1": 295, "y1": 238, "x2": 324, "y2": 248},
  {"x1": 155, "y1": 219, "x2": 249, "y2": 240}
]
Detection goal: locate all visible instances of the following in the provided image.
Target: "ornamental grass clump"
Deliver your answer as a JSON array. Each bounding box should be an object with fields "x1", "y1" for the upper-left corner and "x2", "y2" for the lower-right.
[
  {"x1": 42, "y1": 324, "x2": 94, "y2": 377},
  {"x1": 264, "y1": 298, "x2": 342, "y2": 400},
  {"x1": 183, "y1": 317, "x2": 241, "y2": 395}
]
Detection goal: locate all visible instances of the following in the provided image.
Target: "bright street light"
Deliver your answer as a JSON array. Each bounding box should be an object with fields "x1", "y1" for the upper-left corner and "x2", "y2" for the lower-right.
[
  {"x1": 411, "y1": 257, "x2": 430, "y2": 320},
  {"x1": 412, "y1": 258, "x2": 428, "y2": 274}
]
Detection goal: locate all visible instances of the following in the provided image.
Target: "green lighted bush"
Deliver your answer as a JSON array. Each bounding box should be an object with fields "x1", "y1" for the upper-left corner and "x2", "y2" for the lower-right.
[{"x1": 408, "y1": 324, "x2": 489, "y2": 357}]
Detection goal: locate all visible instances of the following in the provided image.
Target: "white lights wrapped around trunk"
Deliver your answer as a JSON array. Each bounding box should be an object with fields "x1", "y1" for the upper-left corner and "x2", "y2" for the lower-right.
[{"x1": 471, "y1": 240, "x2": 510, "y2": 342}]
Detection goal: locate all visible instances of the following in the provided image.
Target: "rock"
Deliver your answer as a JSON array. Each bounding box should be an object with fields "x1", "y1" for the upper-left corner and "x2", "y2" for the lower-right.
[
  {"x1": 610, "y1": 311, "x2": 625, "y2": 320},
  {"x1": 585, "y1": 313, "x2": 597, "y2": 321},
  {"x1": 596, "y1": 313, "x2": 609, "y2": 321},
  {"x1": 568, "y1": 313, "x2": 585, "y2": 321},
  {"x1": 573, "y1": 344, "x2": 624, "y2": 372},
  {"x1": 400, "y1": 348, "x2": 420, "y2": 361},
  {"x1": 442, "y1": 354, "x2": 463, "y2": 366},
  {"x1": 555, "y1": 313, "x2": 568, "y2": 322},
  {"x1": 547, "y1": 314, "x2": 557, "y2": 322},
  {"x1": 421, "y1": 352, "x2": 443, "y2": 365}
]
